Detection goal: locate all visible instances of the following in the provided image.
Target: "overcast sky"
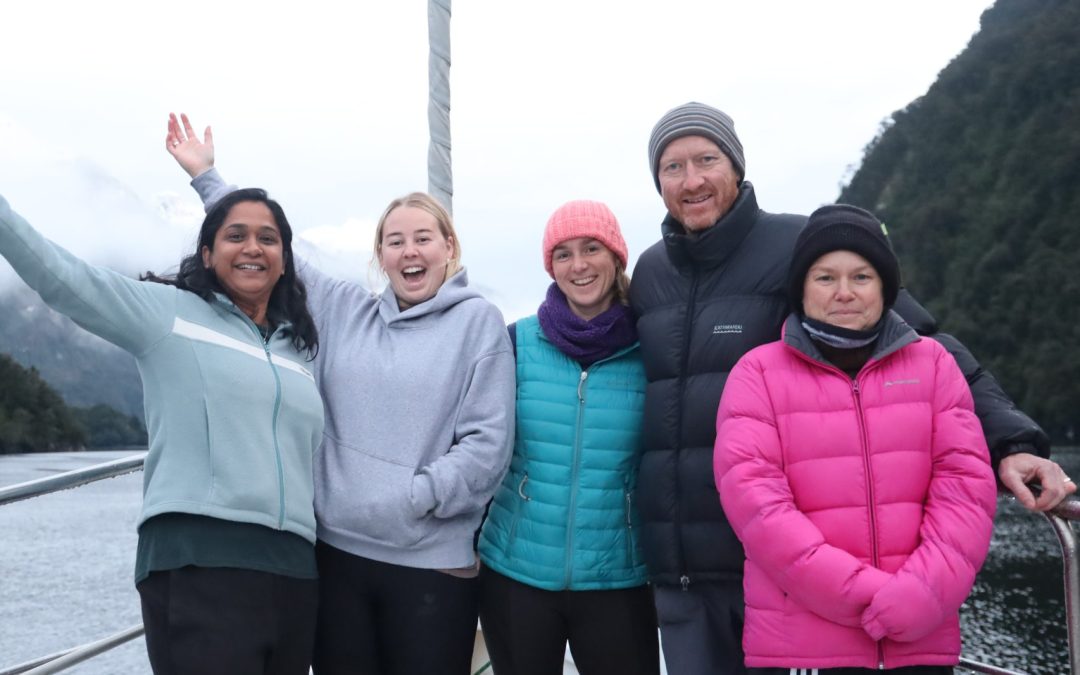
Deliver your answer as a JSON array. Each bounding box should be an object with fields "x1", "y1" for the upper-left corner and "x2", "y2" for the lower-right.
[{"x1": 1, "y1": 0, "x2": 993, "y2": 320}]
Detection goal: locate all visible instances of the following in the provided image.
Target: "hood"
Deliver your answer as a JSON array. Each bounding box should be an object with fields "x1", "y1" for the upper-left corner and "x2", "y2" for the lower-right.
[{"x1": 378, "y1": 268, "x2": 483, "y2": 325}]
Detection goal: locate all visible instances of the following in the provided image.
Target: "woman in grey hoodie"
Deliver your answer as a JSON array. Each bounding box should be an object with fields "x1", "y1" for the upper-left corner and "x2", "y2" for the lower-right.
[{"x1": 166, "y1": 113, "x2": 516, "y2": 675}]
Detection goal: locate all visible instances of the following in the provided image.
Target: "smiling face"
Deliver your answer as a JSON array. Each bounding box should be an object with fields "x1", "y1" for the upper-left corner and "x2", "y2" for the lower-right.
[
  {"x1": 657, "y1": 135, "x2": 741, "y2": 231},
  {"x1": 378, "y1": 205, "x2": 455, "y2": 310},
  {"x1": 200, "y1": 200, "x2": 284, "y2": 325},
  {"x1": 551, "y1": 237, "x2": 619, "y2": 321},
  {"x1": 802, "y1": 250, "x2": 884, "y2": 331}
]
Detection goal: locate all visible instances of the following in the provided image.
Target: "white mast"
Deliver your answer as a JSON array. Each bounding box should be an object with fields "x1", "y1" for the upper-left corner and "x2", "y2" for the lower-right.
[{"x1": 427, "y1": 0, "x2": 453, "y2": 213}]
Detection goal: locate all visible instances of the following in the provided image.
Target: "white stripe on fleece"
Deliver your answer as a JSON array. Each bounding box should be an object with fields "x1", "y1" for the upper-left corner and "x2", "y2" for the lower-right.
[{"x1": 172, "y1": 317, "x2": 314, "y2": 381}]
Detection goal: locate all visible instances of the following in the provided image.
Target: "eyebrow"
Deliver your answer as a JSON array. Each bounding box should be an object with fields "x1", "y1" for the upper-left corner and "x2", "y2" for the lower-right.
[
  {"x1": 223, "y1": 223, "x2": 279, "y2": 234},
  {"x1": 384, "y1": 227, "x2": 436, "y2": 237}
]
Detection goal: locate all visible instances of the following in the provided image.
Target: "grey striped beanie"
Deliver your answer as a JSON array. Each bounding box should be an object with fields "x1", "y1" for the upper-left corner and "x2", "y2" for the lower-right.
[{"x1": 648, "y1": 102, "x2": 746, "y2": 193}]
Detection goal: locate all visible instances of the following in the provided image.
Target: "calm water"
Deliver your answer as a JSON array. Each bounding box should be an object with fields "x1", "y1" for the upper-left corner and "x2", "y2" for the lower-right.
[
  {"x1": 1, "y1": 449, "x2": 1077, "y2": 674},
  {"x1": 958, "y1": 447, "x2": 1080, "y2": 674},
  {"x1": 0, "y1": 451, "x2": 147, "y2": 674}
]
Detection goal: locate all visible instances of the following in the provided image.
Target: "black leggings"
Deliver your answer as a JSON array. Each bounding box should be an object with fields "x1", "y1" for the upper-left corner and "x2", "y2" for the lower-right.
[
  {"x1": 138, "y1": 566, "x2": 318, "y2": 675},
  {"x1": 478, "y1": 564, "x2": 659, "y2": 675},
  {"x1": 312, "y1": 541, "x2": 479, "y2": 675}
]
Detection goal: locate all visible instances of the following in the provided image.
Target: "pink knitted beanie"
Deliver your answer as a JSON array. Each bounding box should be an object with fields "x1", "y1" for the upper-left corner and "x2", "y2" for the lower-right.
[{"x1": 542, "y1": 200, "x2": 629, "y2": 278}]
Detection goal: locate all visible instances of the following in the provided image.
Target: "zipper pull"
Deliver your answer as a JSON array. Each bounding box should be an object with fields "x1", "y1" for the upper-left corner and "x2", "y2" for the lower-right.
[
  {"x1": 680, "y1": 575, "x2": 690, "y2": 591},
  {"x1": 577, "y1": 370, "x2": 588, "y2": 401}
]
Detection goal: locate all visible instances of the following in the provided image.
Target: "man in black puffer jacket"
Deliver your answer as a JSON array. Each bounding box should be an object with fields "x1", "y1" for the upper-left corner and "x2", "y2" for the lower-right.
[{"x1": 629, "y1": 101, "x2": 1072, "y2": 675}]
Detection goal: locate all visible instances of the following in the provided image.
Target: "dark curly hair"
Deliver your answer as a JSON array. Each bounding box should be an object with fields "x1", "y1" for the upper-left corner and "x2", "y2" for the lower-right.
[{"x1": 142, "y1": 188, "x2": 318, "y2": 358}]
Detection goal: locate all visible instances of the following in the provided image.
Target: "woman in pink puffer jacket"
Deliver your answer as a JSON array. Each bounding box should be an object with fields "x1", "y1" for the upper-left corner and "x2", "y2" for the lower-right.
[{"x1": 714, "y1": 204, "x2": 997, "y2": 675}]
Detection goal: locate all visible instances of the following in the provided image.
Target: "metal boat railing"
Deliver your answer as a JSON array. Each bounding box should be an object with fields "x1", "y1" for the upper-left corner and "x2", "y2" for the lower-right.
[
  {"x1": 2, "y1": 453, "x2": 1078, "y2": 674},
  {"x1": 957, "y1": 498, "x2": 1080, "y2": 675},
  {"x1": 0, "y1": 451, "x2": 493, "y2": 675},
  {"x1": 0, "y1": 453, "x2": 147, "y2": 675},
  {"x1": 0, "y1": 452, "x2": 147, "y2": 508}
]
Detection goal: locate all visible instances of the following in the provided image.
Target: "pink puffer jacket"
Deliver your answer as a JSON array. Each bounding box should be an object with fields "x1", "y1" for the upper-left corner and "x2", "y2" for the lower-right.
[{"x1": 714, "y1": 313, "x2": 996, "y2": 670}]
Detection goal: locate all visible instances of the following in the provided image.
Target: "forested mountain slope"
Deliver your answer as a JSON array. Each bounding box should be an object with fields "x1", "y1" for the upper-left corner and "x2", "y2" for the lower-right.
[{"x1": 839, "y1": 0, "x2": 1080, "y2": 439}]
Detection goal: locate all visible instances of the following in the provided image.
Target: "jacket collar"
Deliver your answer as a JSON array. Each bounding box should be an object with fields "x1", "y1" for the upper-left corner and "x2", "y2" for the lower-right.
[
  {"x1": 782, "y1": 309, "x2": 919, "y2": 367},
  {"x1": 662, "y1": 181, "x2": 759, "y2": 269},
  {"x1": 211, "y1": 291, "x2": 292, "y2": 338}
]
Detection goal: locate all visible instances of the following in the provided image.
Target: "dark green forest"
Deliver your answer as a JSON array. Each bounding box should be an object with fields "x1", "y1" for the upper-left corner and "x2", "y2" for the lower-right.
[
  {"x1": 840, "y1": 0, "x2": 1080, "y2": 440},
  {"x1": 0, "y1": 353, "x2": 146, "y2": 454}
]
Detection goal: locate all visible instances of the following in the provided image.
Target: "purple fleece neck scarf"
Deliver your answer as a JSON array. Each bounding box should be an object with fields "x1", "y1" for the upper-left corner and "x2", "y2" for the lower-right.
[{"x1": 537, "y1": 283, "x2": 637, "y2": 367}]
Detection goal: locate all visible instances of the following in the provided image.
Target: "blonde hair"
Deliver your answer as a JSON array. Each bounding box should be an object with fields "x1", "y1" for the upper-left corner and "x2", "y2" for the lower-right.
[{"x1": 372, "y1": 192, "x2": 463, "y2": 280}]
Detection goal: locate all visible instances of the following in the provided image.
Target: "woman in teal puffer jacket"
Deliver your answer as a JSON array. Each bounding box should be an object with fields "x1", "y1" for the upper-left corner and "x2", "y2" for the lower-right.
[{"x1": 477, "y1": 200, "x2": 659, "y2": 675}]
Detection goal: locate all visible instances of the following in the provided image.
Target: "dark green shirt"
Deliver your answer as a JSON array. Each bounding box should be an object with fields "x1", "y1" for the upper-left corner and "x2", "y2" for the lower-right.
[{"x1": 135, "y1": 513, "x2": 317, "y2": 585}]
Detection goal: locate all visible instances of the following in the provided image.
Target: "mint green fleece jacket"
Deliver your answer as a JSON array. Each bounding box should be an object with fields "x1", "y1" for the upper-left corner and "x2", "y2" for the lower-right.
[{"x1": 0, "y1": 194, "x2": 324, "y2": 543}]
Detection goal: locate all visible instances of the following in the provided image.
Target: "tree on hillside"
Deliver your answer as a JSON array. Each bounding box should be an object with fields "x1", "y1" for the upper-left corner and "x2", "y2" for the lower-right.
[
  {"x1": 0, "y1": 354, "x2": 86, "y2": 454},
  {"x1": 839, "y1": 0, "x2": 1080, "y2": 440},
  {"x1": 70, "y1": 404, "x2": 148, "y2": 448}
]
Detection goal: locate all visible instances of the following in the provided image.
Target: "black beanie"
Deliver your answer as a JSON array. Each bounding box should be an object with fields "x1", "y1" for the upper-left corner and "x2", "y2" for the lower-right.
[{"x1": 787, "y1": 204, "x2": 900, "y2": 313}]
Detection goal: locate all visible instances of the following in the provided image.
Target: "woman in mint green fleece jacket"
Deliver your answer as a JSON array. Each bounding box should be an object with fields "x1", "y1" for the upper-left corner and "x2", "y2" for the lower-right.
[
  {"x1": 167, "y1": 113, "x2": 516, "y2": 675},
  {"x1": 0, "y1": 187, "x2": 325, "y2": 674}
]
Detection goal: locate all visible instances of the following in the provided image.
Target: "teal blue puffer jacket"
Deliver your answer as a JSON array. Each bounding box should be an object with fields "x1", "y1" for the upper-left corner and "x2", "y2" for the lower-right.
[{"x1": 478, "y1": 315, "x2": 648, "y2": 590}]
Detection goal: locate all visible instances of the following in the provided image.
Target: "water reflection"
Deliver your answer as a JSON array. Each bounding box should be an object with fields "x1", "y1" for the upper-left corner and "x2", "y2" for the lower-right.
[{"x1": 960, "y1": 447, "x2": 1078, "y2": 675}]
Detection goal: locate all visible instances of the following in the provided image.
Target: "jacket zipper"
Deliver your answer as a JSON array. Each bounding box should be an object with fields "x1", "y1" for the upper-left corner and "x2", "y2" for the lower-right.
[
  {"x1": 675, "y1": 269, "x2": 699, "y2": 590},
  {"x1": 564, "y1": 369, "x2": 588, "y2": 588},
  {"x1": 785, "y1": 341, "x2": 889, "y2": 667},
  {"x1": 243, "y1": 315, "x2": 287, "y2": 530},
  {"x1": 852, "y1": 377, "x2": 884, "y2": 668}
]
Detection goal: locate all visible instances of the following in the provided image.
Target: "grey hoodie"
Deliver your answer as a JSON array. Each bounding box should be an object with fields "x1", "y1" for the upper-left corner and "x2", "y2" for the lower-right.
[
  {"x1": 193, "y1": 169, "x2": 516, "y2": 569},
  {"x1": 305, "y1": 264, "x2": 515, "y2": 568}
]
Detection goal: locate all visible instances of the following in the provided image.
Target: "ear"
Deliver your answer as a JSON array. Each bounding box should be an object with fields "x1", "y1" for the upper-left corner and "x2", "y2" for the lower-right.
[
  {"x1": 201, "y1": 245, "x2": 212, "y2": 269},
  {"x1": 445, "y1": 235, "x2": 455, "y2": 258}
]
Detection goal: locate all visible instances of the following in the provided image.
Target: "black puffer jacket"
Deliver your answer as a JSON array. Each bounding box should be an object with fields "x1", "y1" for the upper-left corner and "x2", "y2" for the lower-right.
[
  {"x1": 630, "y1": 182, "x2": 1050, "y2": 588},
  {"x1": 629, "y1": 183, "x2": 801, "y2": 587},
  {"x1": 892, "y1": 291, "x2": 1051, "y2": 466}
]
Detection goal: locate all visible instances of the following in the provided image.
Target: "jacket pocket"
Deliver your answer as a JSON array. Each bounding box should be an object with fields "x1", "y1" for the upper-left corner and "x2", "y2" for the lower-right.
[
  {"x1": 508, "y1": 472, "x2": 530, "y2": 546},
  {"x1": 315, "y1": 444, "x2": 431, "y2": 549}
]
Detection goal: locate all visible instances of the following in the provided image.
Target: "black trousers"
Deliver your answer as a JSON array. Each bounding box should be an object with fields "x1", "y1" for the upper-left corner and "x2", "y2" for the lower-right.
[
  {"x1": 312, "y1": 541, "x2": 479, "y2": 675},
  {"x1": 653, "y1": 580, "x2": 746, "y2": 675},
  {"x1": 137, "y1": 566, "x2": 318, "y2": 675},
  {"x1": 478, "y1": 564, "x2": 660, "y2": 675}
]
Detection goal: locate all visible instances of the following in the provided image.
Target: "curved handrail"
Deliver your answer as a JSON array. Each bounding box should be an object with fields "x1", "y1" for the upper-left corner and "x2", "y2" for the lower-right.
[
  {"x1": 956, "y1": 497, "x2": 1080, "y2": 675},
  {"x1": 1046, "y1": 508, "x2": 1080, "y2": 674}
]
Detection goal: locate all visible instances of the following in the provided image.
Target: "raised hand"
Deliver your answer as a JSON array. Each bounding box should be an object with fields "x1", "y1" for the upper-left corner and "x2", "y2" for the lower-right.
[{"x1": 165, "y1": 112, "x2": 214, "y2": 179}]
